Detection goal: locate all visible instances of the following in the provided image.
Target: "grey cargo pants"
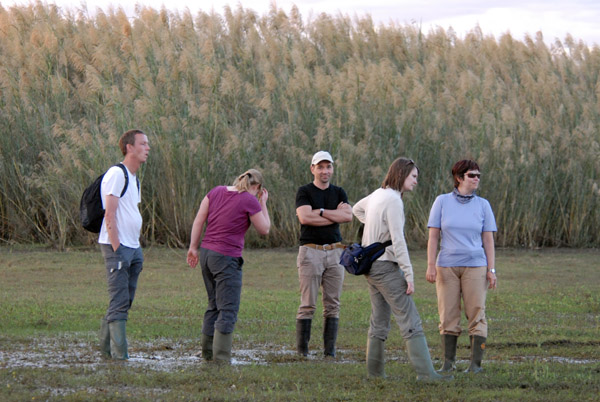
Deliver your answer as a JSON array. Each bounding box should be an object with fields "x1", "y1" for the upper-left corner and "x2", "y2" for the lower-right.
[{"x1": 101, "y1": 244, "x2": 144, "y2": 323}]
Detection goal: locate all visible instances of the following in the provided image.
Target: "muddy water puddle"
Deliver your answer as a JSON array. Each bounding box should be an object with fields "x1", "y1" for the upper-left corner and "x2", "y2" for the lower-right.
[
  {"x1": 1, "y1": 337, "x2": 596, "y2": 371},
  {"x1": 0, "y1": 337, "x2": 341, "y2": 371}
]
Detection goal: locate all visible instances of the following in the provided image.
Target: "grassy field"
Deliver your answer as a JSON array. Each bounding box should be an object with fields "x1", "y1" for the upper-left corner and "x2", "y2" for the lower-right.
[{"x1": 0, "y1": 246, "x2": 599, "y2": 401}]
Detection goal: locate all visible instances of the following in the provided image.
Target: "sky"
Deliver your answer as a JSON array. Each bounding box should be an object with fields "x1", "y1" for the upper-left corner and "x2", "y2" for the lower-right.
[{"x1": 2, "y1": 0, "x2": 600, "y2": 47}]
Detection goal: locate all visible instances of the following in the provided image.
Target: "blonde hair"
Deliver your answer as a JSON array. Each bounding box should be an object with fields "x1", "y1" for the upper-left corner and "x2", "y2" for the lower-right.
[{"x1": 232, "y1": 169, "x2": 264, "y2": 193}]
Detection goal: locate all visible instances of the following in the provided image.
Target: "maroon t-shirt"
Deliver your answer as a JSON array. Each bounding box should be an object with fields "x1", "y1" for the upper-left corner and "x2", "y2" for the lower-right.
[{"x1": 201, "y1": 186, "x2": 262, "y2": 257}]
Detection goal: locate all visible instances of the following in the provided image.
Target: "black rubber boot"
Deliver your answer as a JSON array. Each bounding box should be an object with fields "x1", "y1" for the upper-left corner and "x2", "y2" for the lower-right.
[
  {"x1": 323, "y1": 317, "x2": 339, "y2": 357},
  {"x1": 296, "y1": 319, "x2": 312, "y2": 357},
  {"x1": 438, "y1": 334, "x2": 458, "y2": 372},
  {"x1": 465, "y1": 335, "x2": 486, "y2": 373}
]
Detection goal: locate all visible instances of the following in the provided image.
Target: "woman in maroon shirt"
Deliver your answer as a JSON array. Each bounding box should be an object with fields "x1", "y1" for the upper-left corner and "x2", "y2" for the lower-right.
[{"x1": 187, "y1": 169, "x2": 270, "y2": 364}]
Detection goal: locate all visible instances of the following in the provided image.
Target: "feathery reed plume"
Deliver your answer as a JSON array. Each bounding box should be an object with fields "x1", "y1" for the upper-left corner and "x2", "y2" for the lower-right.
[{"x1": 0, "y1": 3, "x2": 598, "y2": 247}]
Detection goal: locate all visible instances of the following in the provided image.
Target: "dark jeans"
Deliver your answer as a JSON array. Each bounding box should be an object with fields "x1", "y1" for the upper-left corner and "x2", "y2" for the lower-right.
[
  {"x1": 100, "y1": 244, "x2": 144, "y2": 322},
  {"x1": 200, "y1": 248, "x2": 244, "y2": 335}
]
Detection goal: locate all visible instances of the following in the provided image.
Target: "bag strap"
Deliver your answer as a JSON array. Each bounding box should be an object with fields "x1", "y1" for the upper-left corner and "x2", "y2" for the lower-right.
[
  {"x1": 365, "y1": 239, "x2": 393, "y2": 257},
  {"x1": 116, "y1": 163, "x2": 130, "y2": 198},
  {"x1": 374, "y1": 239, "x2": 392, "y2": 253}
]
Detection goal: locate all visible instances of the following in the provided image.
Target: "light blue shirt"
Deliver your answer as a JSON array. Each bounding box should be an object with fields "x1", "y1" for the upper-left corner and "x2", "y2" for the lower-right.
[{"x1": 427, "y1": 192, "x2": 497, "y2": 267}]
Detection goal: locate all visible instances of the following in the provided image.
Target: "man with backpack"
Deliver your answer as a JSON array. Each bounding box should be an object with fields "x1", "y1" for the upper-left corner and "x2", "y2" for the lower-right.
[
  {"x1": 98, "y1": 129, "x2": 150, "y2": 360},
  {"x1": 294, "y1": 151, "x2": 352, "y2": 358}
]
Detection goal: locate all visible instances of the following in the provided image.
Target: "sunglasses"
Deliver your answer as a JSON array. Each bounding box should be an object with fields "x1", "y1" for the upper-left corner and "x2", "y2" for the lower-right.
[{"x1": 465, "y1": 173, "x2": 481, "y2": 179}]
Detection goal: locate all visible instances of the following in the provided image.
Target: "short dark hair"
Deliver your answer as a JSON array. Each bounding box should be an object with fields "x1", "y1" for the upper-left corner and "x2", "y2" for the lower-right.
[
  {"x1": 452, "y1": 160, "x2": 480, "y2": 188},
  {"x1": 119, "y1": 129, "x2": 145, "y2": 156},
  {"x1": 381, "y1": 157, "x2": 418, "y2": 192}
]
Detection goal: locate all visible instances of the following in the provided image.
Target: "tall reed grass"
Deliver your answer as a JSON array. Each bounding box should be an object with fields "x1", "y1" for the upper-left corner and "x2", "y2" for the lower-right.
[{"x1": 0, "y1": 3, "x2": 598, "y2": 248}]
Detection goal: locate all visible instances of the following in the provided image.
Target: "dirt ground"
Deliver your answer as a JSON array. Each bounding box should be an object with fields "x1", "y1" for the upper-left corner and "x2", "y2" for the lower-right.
[{"x1": 1, "y1": 336, "x2": 596, "y2": 372}]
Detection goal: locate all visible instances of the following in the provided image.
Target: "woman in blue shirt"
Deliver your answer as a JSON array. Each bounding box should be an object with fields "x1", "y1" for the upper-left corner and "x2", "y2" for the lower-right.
[{"x1": 426, "y1": 160, "x2": 497, "y2": 374}]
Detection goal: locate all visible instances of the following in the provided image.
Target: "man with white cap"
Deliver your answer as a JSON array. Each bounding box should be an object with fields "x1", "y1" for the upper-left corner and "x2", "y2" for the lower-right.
[{"x1": 295, "y1": 151, "x2": 352, "y2": 357}]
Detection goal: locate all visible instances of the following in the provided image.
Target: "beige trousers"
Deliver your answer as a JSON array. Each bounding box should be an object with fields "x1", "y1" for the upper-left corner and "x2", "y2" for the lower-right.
[
  {"x1": 296, "y1": 246, "x2": 345, "y2": 320},
  {"x1": 435, "y1": 266, "x2": 488, "y2": 337}
]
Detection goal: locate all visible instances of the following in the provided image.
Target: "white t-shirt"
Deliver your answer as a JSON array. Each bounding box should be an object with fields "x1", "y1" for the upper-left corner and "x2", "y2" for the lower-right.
[{"x1": 98, "y1": 164, "x2": 142, "y2": 248}]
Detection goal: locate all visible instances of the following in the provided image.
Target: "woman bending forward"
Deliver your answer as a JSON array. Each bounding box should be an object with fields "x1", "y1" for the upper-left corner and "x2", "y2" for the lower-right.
[{"x1": 187, "y1": 169, "x2": 270, "y2": 364}]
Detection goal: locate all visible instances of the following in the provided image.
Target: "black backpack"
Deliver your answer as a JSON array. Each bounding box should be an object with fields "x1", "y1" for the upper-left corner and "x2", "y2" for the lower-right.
[{"x1": 79, "y1": 163, "x2": 138, "y2": 233}]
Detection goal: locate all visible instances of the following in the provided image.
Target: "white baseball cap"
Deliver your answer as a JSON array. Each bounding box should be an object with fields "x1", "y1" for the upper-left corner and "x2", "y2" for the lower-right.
[{"x1": 311, "y1": 151, "x2": 334, "y2": 165}]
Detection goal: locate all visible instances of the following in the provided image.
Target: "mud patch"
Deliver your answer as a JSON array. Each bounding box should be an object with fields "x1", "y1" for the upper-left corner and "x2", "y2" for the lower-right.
[
  {"x1": 494, "y1": 339, "x2": 600, "y2": 349},
  {"x1": 520, "y1": 356, "x2": 597, "y2": 364},
  {"x1": 1, "y1": 336, "x2": 597, "y2": 371},
  {"x1": 0, "y1": 336, "x2": 354, "y2": 371}
]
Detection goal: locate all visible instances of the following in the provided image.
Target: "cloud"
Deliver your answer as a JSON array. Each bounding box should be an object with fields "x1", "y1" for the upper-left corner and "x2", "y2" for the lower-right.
[
  {"x1": 271, "y1": 0, "x2": 600, "y2": 44},
  {"x1": 424, "y1": 5, "x2": 600, "y2": 45}
]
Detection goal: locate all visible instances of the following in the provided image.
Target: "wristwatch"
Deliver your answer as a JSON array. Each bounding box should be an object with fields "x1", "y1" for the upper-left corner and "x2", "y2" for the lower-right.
[
  {"x1": 319, "y1": 208, "x2": 324, "y2": 216},
  {"x1": 489, "y1": 268, "x2": 496, "y2": 274}
]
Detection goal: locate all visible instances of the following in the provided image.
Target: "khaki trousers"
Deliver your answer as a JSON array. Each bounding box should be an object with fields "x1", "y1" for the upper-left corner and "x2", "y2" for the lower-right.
[
  {"x1": 436, "y1": 266, "x2": 488, "y2": 337},
  {"x1": 296, "y1": 246, "x2": 345, "y2": 320}
]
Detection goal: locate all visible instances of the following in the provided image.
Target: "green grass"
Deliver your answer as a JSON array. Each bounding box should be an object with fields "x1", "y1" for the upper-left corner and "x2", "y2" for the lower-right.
[{"x1": 1, "y1": 246, "x2": 599, "y2": 400}]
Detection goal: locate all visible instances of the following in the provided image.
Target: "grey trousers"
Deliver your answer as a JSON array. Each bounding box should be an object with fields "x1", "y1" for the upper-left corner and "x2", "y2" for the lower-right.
[
  {"x1": 100, "y1": 244, "x2": 144, "y2": 322},
  {"x1": 200, "y1": 248, "x2": 244, "y2": 335},
  {"x1": 365, "y1": 260, "x2": 424, "y2": 341}
]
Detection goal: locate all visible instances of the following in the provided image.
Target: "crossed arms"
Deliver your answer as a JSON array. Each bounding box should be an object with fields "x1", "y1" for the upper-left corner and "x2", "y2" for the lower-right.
[{"x1": 296, "y1": 202, "x2": 352, "y2": 226}]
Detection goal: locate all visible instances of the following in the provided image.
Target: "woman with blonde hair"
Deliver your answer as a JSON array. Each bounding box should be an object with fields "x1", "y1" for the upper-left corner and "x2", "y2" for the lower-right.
[{"x1": 187, "y1": 169, "x2": 270, "y2": 363}]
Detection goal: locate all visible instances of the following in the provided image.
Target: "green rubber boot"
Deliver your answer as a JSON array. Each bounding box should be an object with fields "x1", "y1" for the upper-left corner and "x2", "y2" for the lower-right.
[
  {"x1": 213, "y1": 330, "x2": 233, "y2": 364},
  {"x1": 366, "y1": 336, "x2": 385, "y2": 378},
  {"x1": 465, "y1": 335, "x2": 486, "y2": 374},
  {"x1": 438, "y1": 334, "x2": 458, "y2": 372},
  {"x1": 99, "y1": 318, "x2": 111, "y2": 359},
  {"x1": 108, "y1": 320, "x2": 129, "y2": 360},
  {"x1": 406, "y1": 336, "x2": 452, "y2": 381},
  {"x1": 201, "y1": 333, "x2": 214, "y2": 361}
]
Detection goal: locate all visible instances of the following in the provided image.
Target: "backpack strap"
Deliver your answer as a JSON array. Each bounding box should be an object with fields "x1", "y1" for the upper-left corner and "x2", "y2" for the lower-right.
[
  {"x1": 115, "y1": 163, "x2": 130, "y2": 198},
  {"x1": 115, "y1": 163, "x2": 140, "y2": 198}
]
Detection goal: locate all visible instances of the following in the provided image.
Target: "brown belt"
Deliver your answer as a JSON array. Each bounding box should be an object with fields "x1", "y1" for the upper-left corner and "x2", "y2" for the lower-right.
[{"x1": 302, "y1": 243, "x2": 345, "y2": 251}]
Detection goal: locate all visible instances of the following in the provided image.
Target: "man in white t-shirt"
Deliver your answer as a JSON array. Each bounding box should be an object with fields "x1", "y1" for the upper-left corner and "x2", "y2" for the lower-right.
[{"x1": 98, "y1": 129, "x2": 150, "y2": 360}]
